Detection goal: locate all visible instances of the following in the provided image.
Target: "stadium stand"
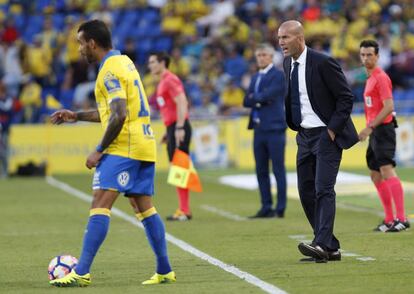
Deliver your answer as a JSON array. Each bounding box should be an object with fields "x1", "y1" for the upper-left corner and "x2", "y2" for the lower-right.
[{"x1": 0, "y1": 0, "x2": 413, "y2": 124}]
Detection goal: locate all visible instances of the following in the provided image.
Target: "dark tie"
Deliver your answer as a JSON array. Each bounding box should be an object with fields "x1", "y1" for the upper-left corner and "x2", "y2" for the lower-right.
[
  {"x1": 290, "y1": 62, "x2": 302, "y2": 128},
  {"x1": 252, "y1": 73, "x2": 263, "y2": 125}
]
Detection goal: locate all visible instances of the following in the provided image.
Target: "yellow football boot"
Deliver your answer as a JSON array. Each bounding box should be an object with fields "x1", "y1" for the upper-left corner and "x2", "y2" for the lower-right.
[
  {"x1": 50, "y1": 270, "x2": 91, "y2": 287},
  {"x1": 142, "y1": 271, "x2": 176, "y2": 285}
]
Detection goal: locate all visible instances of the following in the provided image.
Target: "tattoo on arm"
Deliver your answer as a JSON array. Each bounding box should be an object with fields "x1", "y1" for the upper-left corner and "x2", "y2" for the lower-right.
[
  {"x1": 76, "y1": 110, "x2": 101, "y2": 122},
  {"x1": 99, "y1": 99, "x2": 127, "y2": 150}
]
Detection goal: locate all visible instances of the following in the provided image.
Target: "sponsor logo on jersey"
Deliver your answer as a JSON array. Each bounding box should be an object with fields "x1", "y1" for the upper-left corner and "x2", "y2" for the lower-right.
[
  {"x1": 104, "y1": 71, "x2": 122, "y2": 93},
  {"x1": 117, "y1": 171, "x2": 130, "y2": 187}
]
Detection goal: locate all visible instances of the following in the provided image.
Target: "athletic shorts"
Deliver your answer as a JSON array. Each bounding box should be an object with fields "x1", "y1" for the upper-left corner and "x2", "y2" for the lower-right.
[
  {"x1": 92, "y1": 154, "x2": 155, "y2": 196},
  {"x1": 366, "y1": 123, "x2": 396, "y2": 171},
  {"x1": 166, "y1": 119, "x2": 192, "y2": 161}
]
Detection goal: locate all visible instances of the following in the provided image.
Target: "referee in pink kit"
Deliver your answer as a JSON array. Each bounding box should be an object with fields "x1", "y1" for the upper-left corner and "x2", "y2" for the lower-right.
[{"x1": 358, "y1": 40, "x2": 410, "y2": 232}]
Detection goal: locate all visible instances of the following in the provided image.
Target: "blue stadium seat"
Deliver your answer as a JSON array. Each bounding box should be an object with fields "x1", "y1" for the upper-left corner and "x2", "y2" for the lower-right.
[
  {"x1": 123, "y1": 10, "x2": 139, "y2": 27},
  {"x1": 393, "y1": 89, "x2": 406, "y2": 101},
  {"x1": 405, "y1": 88, "x2": 414, "y2": 100},
  {"x1": 52, "y1": 14, "x2": 65, "y2": 31},
  {"x1": 55, "y1": 0, "x2": 66, "y2": 12},
  {"x1": 135, "y1": 22, "x2": 161, "y2": 39},
  {"x1": 24, "y1": 15, "x2": 44, "y2": 40},
  {"x1": 146, "y1": 24, "x2": 161, "y2": 38},
  {"x1": 13, "y1": 14, "x2": 26, "y2": 32},
  {"x1": 136, "y1": 38, "x2": 153, "y2": 54},
  {"x1": 142, "y1": 8, "x2": 160, "y2": 24},
  {"x1": 224, "y1": 55, "x2": 248, "y2": 82},
  {"x1": 153, "y1": 37, "x2": 172, "y2": 52},
  {"x1": 111, "y1": 9, "x2": 123, "y2": 26},
  {"x1": 35, "y1": 0, "x2": 53, "y2": 13},
  {"x1": 184, "y1": 82, "x2": 202, "y2": 107}
]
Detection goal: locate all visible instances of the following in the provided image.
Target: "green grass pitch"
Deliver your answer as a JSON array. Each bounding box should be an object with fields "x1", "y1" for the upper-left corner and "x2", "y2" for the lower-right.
[{"x1": 1, "y1": 168, "x2": 413, "y2": 293}]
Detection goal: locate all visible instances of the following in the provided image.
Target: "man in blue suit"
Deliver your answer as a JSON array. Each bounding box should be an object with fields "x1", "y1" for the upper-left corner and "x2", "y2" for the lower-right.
[
  {"x1": 243, "y1": 43, "x2": 287, "y2": 218},
  {"x1": 278, "y1": 20, "x2": 359, "y2": 262}
]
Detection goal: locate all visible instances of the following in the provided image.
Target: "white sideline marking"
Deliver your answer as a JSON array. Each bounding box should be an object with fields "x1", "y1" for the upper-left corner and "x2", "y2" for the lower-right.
[
  {"x1": 356, "y1": 257, "x2": 376, "y2": 261},
  {"x1": 336, "y1": 202, "x2": 383, "y2": 217},
  {"x1": 200, "y1": 204, "x2": 247, "y2": 221},
  {"x1": 288, "y1": 235, "x2": 375, "y2": 262},
  {"x1": 341, "y1": 253, "x2": 361, "y2": 257},
  {"x1": 46, "y1": 176, "x2": 286, "y2": 294}
]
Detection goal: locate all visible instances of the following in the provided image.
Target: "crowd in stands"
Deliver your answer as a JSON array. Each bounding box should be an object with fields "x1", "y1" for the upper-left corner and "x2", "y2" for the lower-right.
[{"x1": 0, "y1": 0, "x2": 414, "y2": 129}]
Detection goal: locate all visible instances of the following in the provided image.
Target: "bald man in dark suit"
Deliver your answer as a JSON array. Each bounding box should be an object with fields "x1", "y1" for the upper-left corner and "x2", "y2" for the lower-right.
[{"x1": 278, "y1": 20, "x2": 359, "y2": 263}]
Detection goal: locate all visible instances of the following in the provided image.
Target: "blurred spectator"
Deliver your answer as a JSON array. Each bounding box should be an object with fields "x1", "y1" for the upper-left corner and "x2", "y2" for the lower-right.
[
  {"x1": 1, "y1": 17, "x2": 19, "y2": 45},
  {"x1": 224, "y1": 46, "x2": 248, "y2": 82},
  {"x1": 213, "y1": 64, "x2": 232, "y2": 93},
  {"x1": 25, "y1": 34, "x2": 53, "y2": 87},
  {"x1": 192, "y1": 92, "x2": 218, "y2": 118},
  {"x1": 0, "y1": 0, "x2": 412, "y2": 126},
  {"x1": 169, "y1": 47, "x2": 190, "y2": 79},
  {"x1": 161, "y1": 5, "x2": 185, "y2": 35},
  {"x1": 197, "y1": 0, "x2": 235, "y2": 37},
  {"x1": 241, "y1": 62, "x2": 258, "y2": 91},
  {"x1": 219, "y1": 79, "x2": 246, "y2": 116},
  {"x1": 302, "y1": 0, "x2": 321, "y2": 22},
  {"x1": 388, "y1": 39, "x2": 414, "y2": 88},
  {"x1": 41, "y1": 17, "x2": 59, "y2": 52},
  {"x1": 123, "y1": 37, "x2": 137, "y2": 64},
  {"x1": 72, "y1": 61, "x2": 96, "y2": 110},
  {"x1": 0, "y1": 81, "x2": 13, "y2": 178},
  {"x1": 2, "y1": 40, "x2": 23, "y2": 97},
  {"x1": 19, "y1": 77, "x2": 42, "y2": 123},
  {"x1": 217, "y1": 16, "x2": 250, "y2": 46},
  {"x1": 148, "y1": 0, "x2": 167, "y2": 9},
  {"x1": 90, "y1": 4, "x2": 113, "y2": 27}
]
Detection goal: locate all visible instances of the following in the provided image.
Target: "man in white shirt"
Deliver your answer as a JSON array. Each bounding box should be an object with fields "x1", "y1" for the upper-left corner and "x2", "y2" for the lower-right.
[{"x1": 278, "y1": 20, "x2": 358, "y2": 263}]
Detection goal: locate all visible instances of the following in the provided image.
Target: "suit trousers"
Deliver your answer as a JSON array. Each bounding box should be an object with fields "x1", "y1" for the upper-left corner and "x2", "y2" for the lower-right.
[
  {"x1": 253, "y1": 129, "x2": 287, "y2": 213},
  {"x1": 296, "y1": 127, "x2": 342, "y2": 250}
]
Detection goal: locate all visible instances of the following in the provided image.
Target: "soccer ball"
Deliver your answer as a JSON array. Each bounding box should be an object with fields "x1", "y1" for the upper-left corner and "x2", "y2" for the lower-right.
[{"x1": 48, "y1": 255, "x2": 78, "y2": 280}]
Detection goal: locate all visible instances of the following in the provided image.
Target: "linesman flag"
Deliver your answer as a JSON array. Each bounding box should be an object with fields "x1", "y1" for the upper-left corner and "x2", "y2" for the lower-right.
[{"x1": 167, "y1": 149, "x2": 202, "y2": 192}]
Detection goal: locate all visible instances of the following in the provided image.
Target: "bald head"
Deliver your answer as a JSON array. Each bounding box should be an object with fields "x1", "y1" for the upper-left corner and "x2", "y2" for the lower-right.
[
  {"x1": 277, "y1": 20, "x2": 305, "y2": 60},
  {"x1": 279, "y1": 20, "x2": 304, "y2": 37}
]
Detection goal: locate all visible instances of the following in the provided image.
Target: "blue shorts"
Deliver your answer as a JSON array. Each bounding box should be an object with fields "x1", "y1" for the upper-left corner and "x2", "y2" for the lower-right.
[{"x1": 92, "y1": 154, "x2": 155, "y2": 196}]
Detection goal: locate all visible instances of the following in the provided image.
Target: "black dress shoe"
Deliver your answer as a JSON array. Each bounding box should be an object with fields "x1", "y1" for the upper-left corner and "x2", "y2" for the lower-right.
[
  {"x1": 248, "y1": 209, "x2": 275, "y2": 218},
  {"x1": 328, "y1": 250, "x2": 341, "y2": 261},
  {"x1": 300, "y1": 250, "x2": 341, "y2": 262},
  {"x1": 298, "y1": 242, "x2": 329, "y2": 263},
  {"x1": 274, "y1": 211, "x2": 284, "y2": 218}
]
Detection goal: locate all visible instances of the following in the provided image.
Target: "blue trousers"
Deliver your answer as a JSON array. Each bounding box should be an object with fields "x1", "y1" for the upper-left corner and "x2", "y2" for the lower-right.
[
  {"x1": 296, "y1": 127, "x2": 342, "y2": 250},
  {"x1": 253, "y1": 129, "x2": 287, "y2": 213}
]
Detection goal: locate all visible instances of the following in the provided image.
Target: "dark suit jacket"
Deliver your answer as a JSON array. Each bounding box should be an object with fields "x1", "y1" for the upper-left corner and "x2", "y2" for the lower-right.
[
  {"x1": 243, "y1": 66, "x2": 287, "y2": 131},
  {"x1": 283, "y1": 48, "x2": 358, "y2": 149}
]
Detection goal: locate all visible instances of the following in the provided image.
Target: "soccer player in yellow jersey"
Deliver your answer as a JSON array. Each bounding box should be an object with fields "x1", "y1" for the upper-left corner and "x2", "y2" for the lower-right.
[{"x1": 49, "y1": 20, "x2": 175, "y2": 287}]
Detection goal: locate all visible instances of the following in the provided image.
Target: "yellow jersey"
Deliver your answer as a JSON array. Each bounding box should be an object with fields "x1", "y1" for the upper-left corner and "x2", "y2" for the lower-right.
[{"x1": 95, "y1": 50, "x2": 156, "y2": 162}]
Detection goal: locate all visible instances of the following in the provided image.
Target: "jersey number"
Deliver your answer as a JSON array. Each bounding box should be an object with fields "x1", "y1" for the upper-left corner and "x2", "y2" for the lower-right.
[
  {"x1": 142, "y1": 124, "x2": 153, "y2": 136},
  {"x1": 134, "y1": 79, "x2": 149, "y2": 117}
]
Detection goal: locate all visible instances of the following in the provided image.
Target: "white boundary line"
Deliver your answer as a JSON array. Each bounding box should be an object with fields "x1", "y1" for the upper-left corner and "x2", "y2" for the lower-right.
[
  {"x1": 46, "y1": 176, "x2": 286, "y2": 294},
  {"x1": 200, "y1": 204, "x2": 247, "y2": 221},
  {"x1": 336, "y1": 202, "x2": 383, "y2": 217}
]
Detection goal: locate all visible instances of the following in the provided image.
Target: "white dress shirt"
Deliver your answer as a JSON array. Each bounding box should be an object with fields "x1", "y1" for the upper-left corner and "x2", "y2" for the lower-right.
[
  {"x1": 259, "y1": 63, "x2": 274, "y2": 75},
  {"x1": 291, "y1": 47, "x2": 326, "y2": 129}
]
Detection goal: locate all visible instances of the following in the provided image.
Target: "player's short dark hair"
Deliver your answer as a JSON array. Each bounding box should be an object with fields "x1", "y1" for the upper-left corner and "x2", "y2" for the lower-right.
[
  {"x1": 78, "y1": 19, "x2": 112, "y2": 49},
  {"x1": 150, "y1": 52, "x2": 171, "y2": 68},
  {"x1": 360, "y1": 40, "x2": 379, "y2": 55}
]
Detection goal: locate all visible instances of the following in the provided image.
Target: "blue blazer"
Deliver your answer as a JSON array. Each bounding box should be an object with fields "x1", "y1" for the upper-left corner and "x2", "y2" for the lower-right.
[
  {"x1": 243, "y1": 66, "x2": 287, "y2": 131},
  {"x1": 283, "y1": 48, "x2": 358, "y2": 149}
]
